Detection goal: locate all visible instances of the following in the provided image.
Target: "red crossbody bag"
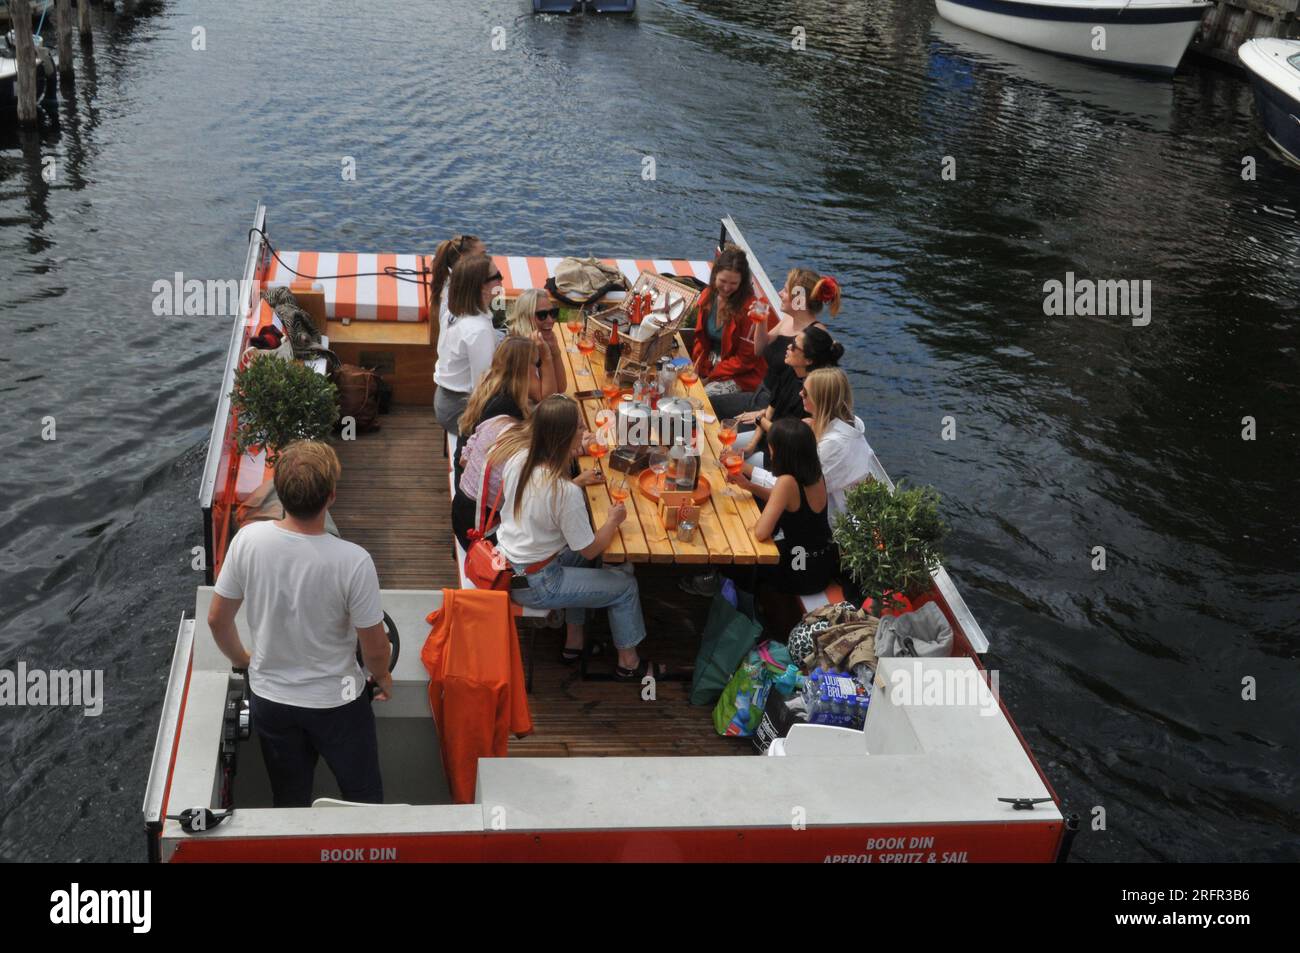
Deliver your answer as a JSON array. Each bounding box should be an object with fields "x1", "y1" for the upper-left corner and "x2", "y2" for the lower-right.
[{"x1": 464, "y1": 463, "x2": 511, "y2": 590}]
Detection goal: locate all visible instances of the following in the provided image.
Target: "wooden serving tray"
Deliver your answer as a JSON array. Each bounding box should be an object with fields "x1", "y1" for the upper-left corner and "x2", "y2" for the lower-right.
[{"x1": 638, "y1": 469, "x2": 714, "y2": 504}]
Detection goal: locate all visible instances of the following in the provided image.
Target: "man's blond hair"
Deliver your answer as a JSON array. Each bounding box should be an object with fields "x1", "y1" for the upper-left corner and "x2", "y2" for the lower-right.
[{"x1": 273, "y1": 441, "x2": 340, "y2": 518}]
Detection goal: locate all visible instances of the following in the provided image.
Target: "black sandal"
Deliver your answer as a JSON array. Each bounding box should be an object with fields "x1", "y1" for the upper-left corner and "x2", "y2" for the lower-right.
[
  {"x1": 613, "y1": 659, "x2": 690, "y2": 682},
  {"x1": 614, "y1": 658, "x2": 656, "y2": 682},
  {"x1": 559, "y1": 642, "x2": 604, "y2": 664}
]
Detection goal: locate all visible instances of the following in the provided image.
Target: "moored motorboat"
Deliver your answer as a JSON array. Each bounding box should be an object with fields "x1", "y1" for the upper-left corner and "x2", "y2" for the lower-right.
[
  {"x1": 934, "y1": 0, "x2": 1209, "y2": 74},
  {"x1": 1239, "y1": 37, "x2": 1300, "y2": 167}
]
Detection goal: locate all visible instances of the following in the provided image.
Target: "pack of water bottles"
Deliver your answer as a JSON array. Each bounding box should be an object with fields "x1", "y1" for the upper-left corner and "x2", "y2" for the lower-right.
[{"x1": 802, "y1": 666, "x2": 873, "y2": 730}]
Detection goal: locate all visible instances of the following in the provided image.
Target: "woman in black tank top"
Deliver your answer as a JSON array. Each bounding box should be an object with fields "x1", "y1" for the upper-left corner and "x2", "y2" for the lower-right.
[{"x1": 724, "y1": 418, "x2": 836, "y2": 596}]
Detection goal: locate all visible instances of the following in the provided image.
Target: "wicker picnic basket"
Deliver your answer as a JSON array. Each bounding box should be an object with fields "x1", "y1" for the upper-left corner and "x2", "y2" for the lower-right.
[{"x1": 586, "y1": 271, "x2": 701, "y2": 367}]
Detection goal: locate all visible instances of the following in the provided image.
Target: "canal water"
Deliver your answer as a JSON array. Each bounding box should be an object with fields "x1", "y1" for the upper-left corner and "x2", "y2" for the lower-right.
[{"x1": 1, "y1": 0, "x2": 1297, "y2": 861}]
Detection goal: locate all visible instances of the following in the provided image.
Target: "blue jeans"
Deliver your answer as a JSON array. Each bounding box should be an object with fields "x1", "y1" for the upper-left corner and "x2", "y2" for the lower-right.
[
  {"x1": 249, "y1": 690, "x2": 383, "y2": 808},
  {"x1": 508, "y1": 549, "x2": 646, "y2": 650}
]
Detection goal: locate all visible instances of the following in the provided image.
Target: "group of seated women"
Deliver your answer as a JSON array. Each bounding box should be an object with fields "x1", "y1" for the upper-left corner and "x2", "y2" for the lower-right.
[{"x1": 431, "y1": 234, "x2": 876, "y2": 679}]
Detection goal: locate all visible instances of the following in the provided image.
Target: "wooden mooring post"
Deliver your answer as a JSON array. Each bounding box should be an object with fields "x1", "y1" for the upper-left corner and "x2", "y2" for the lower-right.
[
  {"x1": 10, "y1": 0, "x2": 40, "y2": 124},
  {"x1": 1193, "y1": 0, "x2": 1300, "y2": 67},
  {"x1": 77, "y1": 0, "x2": 92, "y2": 37},
  {"x1": 55, "y1": 0, "x2": 75, "y2": 76}
]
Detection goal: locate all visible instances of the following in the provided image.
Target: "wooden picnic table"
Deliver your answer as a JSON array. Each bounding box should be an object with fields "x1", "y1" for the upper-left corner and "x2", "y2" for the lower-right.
[{"x1": 554, "y1": 315, "x2": 780, "y2": 566}]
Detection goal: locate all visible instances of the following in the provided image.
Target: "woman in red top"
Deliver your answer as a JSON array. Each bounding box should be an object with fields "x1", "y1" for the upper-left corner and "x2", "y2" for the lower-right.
[{"x1": 690, "y1": 245, "x2": 774, "y2": 399}]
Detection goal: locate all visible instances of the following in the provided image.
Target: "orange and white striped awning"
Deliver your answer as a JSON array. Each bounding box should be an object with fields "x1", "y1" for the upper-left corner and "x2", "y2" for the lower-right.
[
  {"x1": 492, "y1": 255, "x2": 714, "y2": 296},
  {"x1": 262, "y1": 251, "x2": 430, "y2": 322}
]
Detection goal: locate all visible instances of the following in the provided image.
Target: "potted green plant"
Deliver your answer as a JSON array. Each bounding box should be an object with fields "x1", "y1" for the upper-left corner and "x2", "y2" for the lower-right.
[
  {"x1": 230, "y1": 353, "x2": 339, "y2": 464},
  {"x1": 832, "y1": 478, "x2": 947, "y2": 615}
]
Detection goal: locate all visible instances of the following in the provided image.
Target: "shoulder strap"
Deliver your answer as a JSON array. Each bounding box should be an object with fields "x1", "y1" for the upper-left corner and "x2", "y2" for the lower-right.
[{"x1": 477, "y1": 461, "x2": 505, "y2": 532}]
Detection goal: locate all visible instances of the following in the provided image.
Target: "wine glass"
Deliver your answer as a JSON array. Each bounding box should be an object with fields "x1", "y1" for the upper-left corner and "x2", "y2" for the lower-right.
[
  {"x1": 648, "y1": 447, "x2": 668, "y2": 493},
  {"x1": 565, "y1": 314, "x2": 583, "y2": 354},
  {"x1": 576, "y1": 333, "x2": 595, "y2": 377},
  {"x1": 720, "y1": 450, "x2": 744, "y2": 498},
  {"x1": 586, "y1": 432, "x2": 609, "y2": 476},
  {"x1": 752, "y1": 298, "x2": 771, "y2": 326},
  {"x1": 609, "y1": 475, "x2": 630, "y2": 506},
  {"x1": 677, "y1": 364, "x2": 699, "y2": 398}
]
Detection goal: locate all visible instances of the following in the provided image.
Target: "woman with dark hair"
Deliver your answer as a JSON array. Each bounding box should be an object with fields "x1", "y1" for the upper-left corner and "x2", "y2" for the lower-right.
[
  {"x1": 741, "y1": 325, "x2": 844, "y2": 461},
  {"x1": 724, "y1": 418, "x2": 836, "y2": 597},
  {"x1": 689, "y1": 245, "x2": 772, "y2": 400},
  {"x1": 429, "y1": 234, "x2": 485, "y2": 354},
  {"x1": 434, "y1": 254, "x2": 504, "y2": 436}
]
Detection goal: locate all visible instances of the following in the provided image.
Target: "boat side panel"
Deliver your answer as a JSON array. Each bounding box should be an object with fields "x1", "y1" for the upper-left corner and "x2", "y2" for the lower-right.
[{"x1": 164, "y1": 821, "x2": 1062, "y2": 863}]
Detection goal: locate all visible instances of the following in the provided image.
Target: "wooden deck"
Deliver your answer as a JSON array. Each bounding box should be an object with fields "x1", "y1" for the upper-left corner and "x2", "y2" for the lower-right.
[
  {"x1": 332, "y1": 405, "x2": 459, "y2": 590},
  {"x1": 331, "y1": 403, "x2": 749, "y2": 759}
]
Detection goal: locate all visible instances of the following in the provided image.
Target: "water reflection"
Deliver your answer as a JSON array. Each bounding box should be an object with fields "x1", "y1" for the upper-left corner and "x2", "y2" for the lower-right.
[{"x1": 928, "y1": 16, "x2": 1175, "y2": 132}]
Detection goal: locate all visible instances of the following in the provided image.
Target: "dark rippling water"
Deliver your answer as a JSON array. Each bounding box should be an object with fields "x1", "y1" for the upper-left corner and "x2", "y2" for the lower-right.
[{"x1": 1, "y1": 0, "x2": 1297, "y2": 862}]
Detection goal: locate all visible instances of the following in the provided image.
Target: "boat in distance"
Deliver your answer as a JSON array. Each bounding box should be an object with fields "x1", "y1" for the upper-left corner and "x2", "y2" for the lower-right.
[{"x1": 934, "y1": 0, "x2": 1210, "y2": 74}]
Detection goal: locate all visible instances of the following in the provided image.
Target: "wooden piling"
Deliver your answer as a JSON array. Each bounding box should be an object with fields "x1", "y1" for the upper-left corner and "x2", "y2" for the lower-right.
[
  {"x1": 1193, "y1": 0, "x2": 1300, "y2": 67},
  {"x1": 11, "y1": 0, "x2": 39, "y2": 124},
  {"x1": 55, "y1": 0, "x2": 75, "y2": 76},
  {"x1": 77, "y1": 0, "x2": 92, "y2": 37}
]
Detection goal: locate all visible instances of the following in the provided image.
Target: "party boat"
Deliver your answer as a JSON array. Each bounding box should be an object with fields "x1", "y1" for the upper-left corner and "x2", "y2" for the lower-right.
[{"x1": 141, "y1": 205, "x2": 1075, "y2": 863}]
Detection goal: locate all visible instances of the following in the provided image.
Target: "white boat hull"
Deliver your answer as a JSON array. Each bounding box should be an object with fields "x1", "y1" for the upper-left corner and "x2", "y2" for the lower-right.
[
  {"x1": 1239, "y1": 38, "x2": 1300, "y2": 167},
  {"x1": 935, "y1": 0, "x2": 1207, "y2": 74}
]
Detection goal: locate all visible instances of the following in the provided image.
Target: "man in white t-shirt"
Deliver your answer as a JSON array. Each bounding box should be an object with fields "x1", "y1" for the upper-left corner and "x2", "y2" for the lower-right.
[{"x1": 208, "y1": 441, "x2": 391, "y2": 807}]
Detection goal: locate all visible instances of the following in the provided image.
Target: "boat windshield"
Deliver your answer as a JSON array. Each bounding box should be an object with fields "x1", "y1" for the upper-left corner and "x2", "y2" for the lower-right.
[{"x1": 1289, "y1": 53, "x2": 1300, "y2": 72}]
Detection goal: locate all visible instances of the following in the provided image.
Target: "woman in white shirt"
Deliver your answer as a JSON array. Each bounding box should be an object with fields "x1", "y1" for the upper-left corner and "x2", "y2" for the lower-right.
[
  {"x1": 491, "y1": 395, "x2": 660, "y2": 681},
  {"x1": 429, "y1": 234, "x2": 485, "y2": 356},
  {"x1": 434, "y1": 253, "x2": 504, "y2": 436},
  {"x1": 733, "y1": 367, "x2": 872, "y2": 521}
]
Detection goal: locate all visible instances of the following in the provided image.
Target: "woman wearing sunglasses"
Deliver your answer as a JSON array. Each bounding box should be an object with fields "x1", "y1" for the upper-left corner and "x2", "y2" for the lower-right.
[
  {"x1": 507, "y1": 289, "x2": 568, "y2": 400},
  {"x1": 740, "y1": 325, "x2": 843, "y2": 463},
  {"x1": 434, "y1": 254, "x2": 505, "y2": 437}
]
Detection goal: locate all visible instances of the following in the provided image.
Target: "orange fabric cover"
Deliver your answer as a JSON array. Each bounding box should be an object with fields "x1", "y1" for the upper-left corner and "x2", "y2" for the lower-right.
[{"x1": 420, "y1": 588, "x2": 533, "y2": 804}]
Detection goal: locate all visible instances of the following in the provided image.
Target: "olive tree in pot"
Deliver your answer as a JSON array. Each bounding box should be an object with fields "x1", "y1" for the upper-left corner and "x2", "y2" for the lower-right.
[
  {"x1": 231, "y1": 354, "x2": 339, "y2": 464},
  {"x1": 832, "y1": 478, "x2": 947, "y2": 616}
]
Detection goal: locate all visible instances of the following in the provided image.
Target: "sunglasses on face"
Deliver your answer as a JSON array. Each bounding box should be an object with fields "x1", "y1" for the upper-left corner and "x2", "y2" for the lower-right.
[
  {"x1": 535, "y1": 308, "x2": 560, "y2": 321},
  {"x1": 486, "y1": 272, "x2": 503, "y2": 283},
  {"x1": 788, "y1": 342, "x2": 804, "y2": 353}
]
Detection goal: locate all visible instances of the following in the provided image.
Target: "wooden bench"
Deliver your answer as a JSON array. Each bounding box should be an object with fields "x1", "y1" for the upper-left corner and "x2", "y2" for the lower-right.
[{"x1": 798, "y1": 582, "x2": 846, "y2": 614}]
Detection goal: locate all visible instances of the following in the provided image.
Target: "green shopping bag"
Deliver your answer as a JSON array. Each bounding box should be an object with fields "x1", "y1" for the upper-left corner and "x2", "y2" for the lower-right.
[
  {"x1": 712, "y1": 642, "x2": 799, "y2": 737},
  {"x1": 690, "y1": 593, "x2": 762, "y2": 706}
]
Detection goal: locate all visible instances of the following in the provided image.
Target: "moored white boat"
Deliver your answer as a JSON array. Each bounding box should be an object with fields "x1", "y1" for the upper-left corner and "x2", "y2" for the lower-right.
[
  {"x1": 934, "y1": 0, "x2": 1209, "y2": 74},
  {"x1": 1238, "y1": 38, "x2": 1300, "y2": 167}
]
